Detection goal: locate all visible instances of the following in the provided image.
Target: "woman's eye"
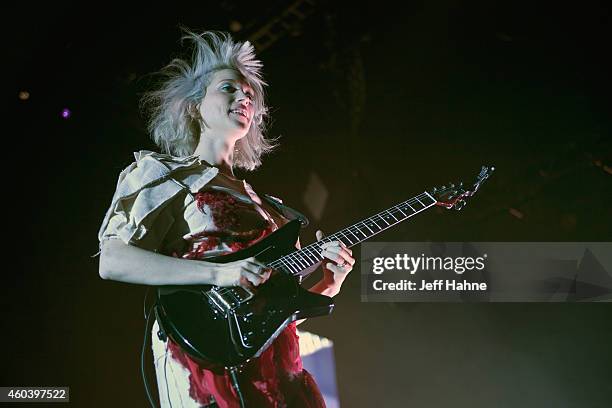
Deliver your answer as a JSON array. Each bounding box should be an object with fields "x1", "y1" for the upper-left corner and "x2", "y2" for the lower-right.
[{"x1": 221, "y1": 83, "x2": 253, "y2": 99}]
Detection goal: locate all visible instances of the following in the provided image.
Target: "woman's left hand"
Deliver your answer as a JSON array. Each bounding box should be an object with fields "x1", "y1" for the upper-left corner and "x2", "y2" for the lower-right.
[{"x1": 316, "y1": 230, "x2": 355, "y2": 285}]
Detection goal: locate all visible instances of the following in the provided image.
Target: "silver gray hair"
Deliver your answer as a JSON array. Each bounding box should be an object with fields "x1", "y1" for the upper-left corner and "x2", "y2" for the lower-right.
[{"x1": 140, "y1": 28, "x2": 277, "y2": 170}]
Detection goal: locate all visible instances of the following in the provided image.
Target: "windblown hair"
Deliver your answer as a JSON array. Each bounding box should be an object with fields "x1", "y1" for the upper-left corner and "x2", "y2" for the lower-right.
[{"x1": 140, "y1": 28, "x2": 276, "y2": 170}]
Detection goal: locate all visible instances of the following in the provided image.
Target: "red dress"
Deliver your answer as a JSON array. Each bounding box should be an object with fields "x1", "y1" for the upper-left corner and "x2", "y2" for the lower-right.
[{"x1": 166, "y1": 189, "x2": 326, "y2": 408}]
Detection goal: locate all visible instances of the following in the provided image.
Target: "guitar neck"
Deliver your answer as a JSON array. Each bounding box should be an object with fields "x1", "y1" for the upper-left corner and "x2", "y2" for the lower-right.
[{"x1": 268, "y1": 191, "x2": 437, "y2": 277}]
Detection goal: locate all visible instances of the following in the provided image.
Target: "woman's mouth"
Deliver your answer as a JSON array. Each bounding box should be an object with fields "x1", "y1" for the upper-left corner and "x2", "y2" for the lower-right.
[{"x1": 229, "y1": 109, "x2": 248, "y2": 119}]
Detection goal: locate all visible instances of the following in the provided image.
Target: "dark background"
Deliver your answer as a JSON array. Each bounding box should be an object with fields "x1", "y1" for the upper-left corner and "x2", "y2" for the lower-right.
[{"x1": 5, "y1": 1, "x2": 612, "y2": 406}]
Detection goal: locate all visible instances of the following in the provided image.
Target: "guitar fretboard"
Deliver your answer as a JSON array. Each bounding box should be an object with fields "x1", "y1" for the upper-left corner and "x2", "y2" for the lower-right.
[{"x1": 268, "y1": 191, "x2": 437, "y2": 276}]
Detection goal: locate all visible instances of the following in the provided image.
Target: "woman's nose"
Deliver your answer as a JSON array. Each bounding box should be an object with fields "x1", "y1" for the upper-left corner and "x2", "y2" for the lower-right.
[{"x1": 236, "y1": 90, "x2": 252, "y2": 105}]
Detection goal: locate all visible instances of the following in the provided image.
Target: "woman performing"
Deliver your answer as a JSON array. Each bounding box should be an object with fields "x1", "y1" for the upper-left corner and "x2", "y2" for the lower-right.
[{"x1": 97, "y1": 29, "x2": 355, "y2": 407}]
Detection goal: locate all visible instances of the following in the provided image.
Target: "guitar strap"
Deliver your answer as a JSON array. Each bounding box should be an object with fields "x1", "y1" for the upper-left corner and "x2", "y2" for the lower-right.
[{"x1": 262, "y1": 194, "x2": 310, "y2": 228}]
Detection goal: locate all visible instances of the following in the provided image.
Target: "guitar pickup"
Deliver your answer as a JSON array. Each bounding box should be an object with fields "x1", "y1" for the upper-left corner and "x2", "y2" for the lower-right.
[{"x1": 204, "y1": 286, "x2": 255, "y2": 314}]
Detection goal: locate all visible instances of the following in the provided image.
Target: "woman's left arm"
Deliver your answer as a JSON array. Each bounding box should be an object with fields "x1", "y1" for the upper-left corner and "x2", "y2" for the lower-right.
[{"x1": 294, "y1": 231, "x2": 354, "y2": 325}]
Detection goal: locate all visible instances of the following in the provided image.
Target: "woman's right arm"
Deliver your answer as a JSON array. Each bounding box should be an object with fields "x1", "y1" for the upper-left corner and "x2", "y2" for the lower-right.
[{"x1": 98, "y1": 238, "x2": 271, "y2": 287}]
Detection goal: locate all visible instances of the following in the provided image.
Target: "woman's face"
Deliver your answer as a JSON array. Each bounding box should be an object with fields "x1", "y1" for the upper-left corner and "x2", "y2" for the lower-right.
[{"x1": 197, "y1": 68, "x2": 255, "y2": 139}]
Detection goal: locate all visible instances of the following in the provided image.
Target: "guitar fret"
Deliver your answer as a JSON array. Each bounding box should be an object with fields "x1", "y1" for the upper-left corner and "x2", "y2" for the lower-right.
[
  {"x1": 304, "y1": 246, "x2": 321, "y2": 262},
  {"x1": 346, "y1": 228, "x2": 360, "y2": 241},
  {"x1": 353, "y1": 226, "x2": 367, "y2": 239},
  {"x1": 426, "y1": 192, "x2": 437, "y2": 205},
  {"x1": 375, "y1": 214, "x2": 390, "y2": 226},
  {"x1": 291, "y1": 253, "x2": 308, "y2": 269},
  {"x1": 303, "y1": 245, "x2": 317, "y2": 258},
  {"x1": 361, "y1": 222, "x2": 374, "y2": 234},
  {"x1": 285, "y1": 260, "x2": 300, "y2": 274},
  {"x1": 369, "y1": 219, "x2": 383, "y2": 230},
  {"x1": 385, "y1": 209, "x2": 399, "y2": 222},
  {"x1": 281, "y1": 258, "x2": 295, "y2": 272},
  {"x1": 293, "y1": 255, "x2": 307, "y2": 269},
  {"x1": 395, "y1": 206, "x2": 407, "y2": 217},
  {"x1": 402, "y1": 203, "x2": 413, "y2": 213},
  {"x1": 335, "y1": 233, "x2": 352, "y2": 246},
  {"x1": 295, "y1": 252, "x2": 309, "y2": 267},
  {"x1": 338, "y1": 231, "x2": 354, "y2": 245},
  {"x1": 274, "y1": 263, "x2": 289, "y2": 274},
  {"x1": 284, "y1": 257, "x2": 301, "y2": 273},
  {"x1": 299, "y1": 250, "x2": 314, "y2": 264},
  {"x1": 272, "y1": 259, "x2": 284, "y2": 270},
  {"x1": 302, "y1": 247, "x2": 319, "y2": 264},
  {"x1": 283, "y1": 263, "x2": 296, "y2": 274}
]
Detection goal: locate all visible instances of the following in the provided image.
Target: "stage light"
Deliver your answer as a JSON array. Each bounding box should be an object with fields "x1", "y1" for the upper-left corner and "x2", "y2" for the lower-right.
[
  {"x1": 303, "y1": 171, "x2": 328, "y2": 221},
  {"x1": 61, "y1": 108, "x2": 71, "y2": 119},
  {"x1": 18, "y1": 91, "x2": 30, "y2": 100},
  {"x1": 229, "y1": 20, "x2": 242, "y2": 32},
  {"x1": 509, "y1": 208, "x2": 524, "y2": 219}
]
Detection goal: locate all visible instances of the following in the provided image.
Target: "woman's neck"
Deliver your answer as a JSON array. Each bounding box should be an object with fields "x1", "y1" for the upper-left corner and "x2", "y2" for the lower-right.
[{"x1": 193, "y1": 134, "x2": 238, "y2": 178}]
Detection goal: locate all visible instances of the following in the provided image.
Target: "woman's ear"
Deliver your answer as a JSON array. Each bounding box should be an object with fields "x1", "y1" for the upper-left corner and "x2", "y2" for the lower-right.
[{"x1": 189, "y1": 103, "x2": 200, "y2": 119}]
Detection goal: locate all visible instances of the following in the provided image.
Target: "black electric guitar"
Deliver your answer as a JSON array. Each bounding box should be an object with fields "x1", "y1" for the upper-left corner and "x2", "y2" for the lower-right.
[{"x1": 155, "y1": 166, "x2": 495, "y2": 369}]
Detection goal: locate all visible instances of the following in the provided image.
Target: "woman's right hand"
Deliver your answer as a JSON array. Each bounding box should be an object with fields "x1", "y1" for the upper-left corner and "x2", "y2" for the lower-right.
[{"x1": 212, "y1": 257, "x2": 272, "y2": 289}]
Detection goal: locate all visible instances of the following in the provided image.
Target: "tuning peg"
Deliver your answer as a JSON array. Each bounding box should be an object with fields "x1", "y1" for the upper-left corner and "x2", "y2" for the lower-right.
[
  {"x1": 449, "y1": 182, "x2": 455, "y2": 188},
  {"x1": 432, "y1": 187, "x2": 438, "y2": 192},
  {"x1": 454, "y1": 199, "x2": 467, "y2": 211}
]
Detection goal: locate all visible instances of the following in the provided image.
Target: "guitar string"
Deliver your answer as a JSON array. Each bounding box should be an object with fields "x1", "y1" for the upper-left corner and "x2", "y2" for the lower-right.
[
  {"x1": 271, "y1": 192, "x2": 435, "y2": 275},
  {"x1": 213, "y1": 192, "x2": 435, "y2": 297}
]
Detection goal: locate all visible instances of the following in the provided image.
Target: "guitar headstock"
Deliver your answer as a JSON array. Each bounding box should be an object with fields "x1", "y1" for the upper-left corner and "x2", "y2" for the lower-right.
[{"x1": 429, "y1": 165, "x2": 495, "y2": 210}]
